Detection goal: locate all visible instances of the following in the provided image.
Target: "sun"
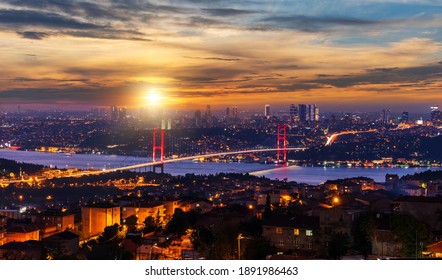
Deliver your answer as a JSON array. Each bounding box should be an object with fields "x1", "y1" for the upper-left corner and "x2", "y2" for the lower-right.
[{"x1": 145, "y1": 89, "x2": 162, "y2": 106}]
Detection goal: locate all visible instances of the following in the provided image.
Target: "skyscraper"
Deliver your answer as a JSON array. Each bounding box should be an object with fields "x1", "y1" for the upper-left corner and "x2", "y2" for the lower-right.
[
  {"x1": 430, "y1": 106, "x2": 442, "y2": 123},
  {"x1": 205, "y1": 105, "x2": 212, "y2": 118},
  {"x1": 110, "y1": 105, "x2": 118, "y2": 122},
  {"x1": 226, "y1": 107, "x2": 230, "y2": 119},
  {"x1": 118, "y1": 107, "x2": 127, "y2": 121},
  {"x1": 194, "y1": 110, "x2": 202, "y2": 127},
  {"x1": 297, "y1": 104, "x2": 318, "y2": 122},
  {"x1": 298, "y1": 104, "x2": 307, "y2": 122},
  {"x1": 314, "y1": 106, "x2": 320, "y2": 121},
  {"x1": 381, "y1": 108, "x2": 390, "y2": 124},
  {"x1": 232, "y1": 107, "x2": 238, "y2": 119},
  {"x1": 290, "y1": 104, "x2": 299, "y2": 123},
  {"x1": 402, "y1": 112, "x2": 409, "y2": 123},
  {"x1": 265, "y1": 104, "x2": 270, "y2": 118}
]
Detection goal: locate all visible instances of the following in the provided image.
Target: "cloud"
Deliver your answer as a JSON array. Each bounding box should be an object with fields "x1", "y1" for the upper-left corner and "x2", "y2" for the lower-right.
[
  {"x1": 0, "y1": 2, "x2": 153, "y2": 41},
  {"x1": 0, "y1": 85, "x2": 127, "y2": 105},
  {"x1": 0, "y1": 9, "x2": 102, "y2": 29},
  {"x1": 314, "y1": 63, "x2": 442, "y2": 87},
  {"x1": 202, "y1": 8, "x2": 257, "y2": 17},
  {"x1": 258, "y1": 14, "x2": 381, "y2": 32},
  {"x1": 184, "y1": 56, "x2": 242, "y2": 61},
  {"x1": 16, "y1": 31, "x2": 49, "y2": 40}
]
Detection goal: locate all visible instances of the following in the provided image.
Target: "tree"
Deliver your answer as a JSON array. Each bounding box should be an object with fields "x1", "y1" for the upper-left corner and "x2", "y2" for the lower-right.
[
  {"x1": 390, "y1": 214, "x2": 432, "y2": 258},
  {"x1": 263, "y1": 193, "x2": 272, "y2": 220},
  {"x1": 242, "y1": 237, "x2": 275, "y2": 260},
  {"x1": 328, "y1": 232, "x2": 350, "y2": 259},
  {"x1": 86, "y1": 224, "x2": 132, "y2": 260},
  {"x1": 353, "y1": 214, "x2": 376, "y2": 259},
  {"x1": 164, "y1": 209, "x2": 199, "y2": 236},
  {"x1": 124, "y1": 214, "x2": 139, "y2": 232},
  {"x1": 143, "y1": 216, "x2": 158, "y2": 233},
  {"x1": 192, "y1": 222, "x2": 240, "y2": 260}
]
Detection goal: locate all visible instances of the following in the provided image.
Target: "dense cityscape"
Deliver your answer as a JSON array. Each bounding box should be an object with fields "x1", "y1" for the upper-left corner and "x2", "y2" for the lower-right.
[
  {"x1": 0, "y1": 104, "x2": 441, "y2": 260},
  {"x1": 1, "y1": 0, "x2": 442, "y2": 267}
]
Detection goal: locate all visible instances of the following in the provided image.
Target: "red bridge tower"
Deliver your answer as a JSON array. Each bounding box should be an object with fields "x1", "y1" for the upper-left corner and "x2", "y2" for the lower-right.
[
  {"x1": 152, "y1": 128, "x2": 165, "y2": 173},
  {"x1": 276, "y1": 124, "x2": 287, "y2": 163}
]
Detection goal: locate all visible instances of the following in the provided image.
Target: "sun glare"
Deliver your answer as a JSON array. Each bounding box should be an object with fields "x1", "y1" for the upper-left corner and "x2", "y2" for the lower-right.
[{"x1": 146, "y1": 89, "x2": 162, "y2": 106}]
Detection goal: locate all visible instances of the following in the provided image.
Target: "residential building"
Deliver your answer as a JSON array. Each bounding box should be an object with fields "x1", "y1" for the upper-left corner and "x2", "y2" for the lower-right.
[
  {"x1": 121, "y1": 201, "x2": 166, "y2": 226},
  {"x1": 6, "y1": 224, "x2": 40, "y2": 243},
  {"x1": 0, "y1": 241, "x2": 43, "y2": 260},
  {"x1": 81, "y1": 203, "x2": 121, "y2": 239},
  {"x1": 42, "y1": 231, "x2": 80, "y2": 257},
  {"x1": 262, "y1": 214, "x2": 320, "y2": 256}
]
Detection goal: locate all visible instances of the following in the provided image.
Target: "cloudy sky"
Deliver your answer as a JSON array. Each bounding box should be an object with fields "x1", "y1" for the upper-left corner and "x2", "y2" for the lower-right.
[{"x1": 1, "y1": 0, "x2": 442, "y2": 112}]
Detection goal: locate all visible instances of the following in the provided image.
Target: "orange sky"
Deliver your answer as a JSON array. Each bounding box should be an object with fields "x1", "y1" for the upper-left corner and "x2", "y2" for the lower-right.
[{"x1": 0, "y1": 1, "x2": 441, "y2": 113}]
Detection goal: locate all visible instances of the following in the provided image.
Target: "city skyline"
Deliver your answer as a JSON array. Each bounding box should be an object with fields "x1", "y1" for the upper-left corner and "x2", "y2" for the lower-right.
[{"x1": 1, "y1": 0, "x2": 442, "y2": 113}]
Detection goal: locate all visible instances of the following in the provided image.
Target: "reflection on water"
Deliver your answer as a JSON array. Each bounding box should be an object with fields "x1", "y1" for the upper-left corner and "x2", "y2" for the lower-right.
[{"x1": 1, "y1": 150, "x2": 440, "y2": 185}]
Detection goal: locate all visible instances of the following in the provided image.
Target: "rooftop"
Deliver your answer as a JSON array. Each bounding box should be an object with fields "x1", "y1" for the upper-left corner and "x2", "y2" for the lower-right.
[
  {"x1": 42, "y1": 231, "x2": 79, "y2": 241},
  {"x1": 262, "y1": 214, "x2": 320, "y2": 229}
]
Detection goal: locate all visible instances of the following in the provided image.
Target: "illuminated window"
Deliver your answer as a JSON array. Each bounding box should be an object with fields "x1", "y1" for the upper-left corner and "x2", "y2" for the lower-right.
[
  {"x1": 276, "y1": 227, "x2": 283, "y2": 234},
  {"x1": 293, "y1": 228, "x2": 299, "y2": 235},
  {"x1": 278, "y1": 240, "x2": 285, "y2": 246},
  {"x1": 306, "y1": 230, "x2": 313, "y2": 236},
  {"x1": 308, "y1": 242, "x2": 312, "y2": 249}
]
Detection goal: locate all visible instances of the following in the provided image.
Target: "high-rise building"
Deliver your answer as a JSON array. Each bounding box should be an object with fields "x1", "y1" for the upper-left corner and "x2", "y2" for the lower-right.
[
  {"x1": 194, "y1": 110, "x2": 202, "y2": 127},
  {"x1": 265, "y1": 104, "x2": 270, "y2": 118},
  {"x1": 226, "y1": 107, "x2": 230, "y2": 119},
  {"x1": 205, "y1": 105, "x2": 212, "y2": 118},
  {"x1": 381, "y1": 109, "x2": 390, "y2": 124},
  {"x1": 289, "y1": 104, "x2": 299, "y2": 123},
  {"x1": 297, "y1": 104, "x2": 318, "y2": 122},
  {"x1": 118, "y1": 107, "x2": 127, "y2": 121},
  {"x1": 298, "y1": 104, "x2": 307, "y2": 122},
  {"x1": 430, "y1": 106, "x2": 442, "y2": 123},
  {"x1": 402, "y1": 112, "x2": 409, "y2": 123},
  {"x1": 81, "y1": 204, "x2": 120, "y2": 239},
  {"x1": 232, "y1": 107, "x2": 238, "y2": 119},
  {"x1": 314, "y1": 106, "x2": 320, "y2": 121},
  {"x1": 110, "y1": 105, "x2": 118, "y2": 122}
]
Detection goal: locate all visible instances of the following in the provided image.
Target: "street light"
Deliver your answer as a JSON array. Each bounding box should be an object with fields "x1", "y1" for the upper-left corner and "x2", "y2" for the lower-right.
[
  {"x1": 237, "y1": 234, "x2": 251, "y2": 260},
  {"x1": 332, "y1": 196, "x2": 339, "y2": 207}
]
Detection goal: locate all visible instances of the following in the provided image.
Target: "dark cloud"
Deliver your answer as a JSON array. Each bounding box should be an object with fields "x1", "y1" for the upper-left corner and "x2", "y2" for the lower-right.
[
  {"x1": 0, "y1": 9, "x2": 102, "y2": 29},
  {"x1": 3, "y1": 0, "x2": 127, "y2": 21},
  {"x1": 111, "y1": 0, "x2": 184, "y2": 14},
  {"x1": 204, "y1": 57, "x2": 241, "y2": 61},
  {"x1": 64, "y1": 67, "x2": 124, "y2": 77},
  {"x1": 189, "y1": 16, "x2": 226, "y2": 27},
  {"x1": 184, "y1": 56, "x2": 241, "y2": 61},
  {"x1": 259, "y1": 15, "x2": 381, "y2": 32},
  {"x1": 64, "y1": 30, "x2": 151, "y2": 41},
  {"x1": 314, "y1": 63, "x2": 442, "y2": 88},
  {"x1": 173, "y1": 65, "x2": 252, "y2": 85},
  {"x1": 0, "y1": 2, "x2": 152, "y2": 41},
  {"x1": 366, "y1": 67, "x2": 399, "y2": 73},
  {"x1": 202, "y1": 8, "x2": 257, "y2": 17},
  {"x1": 271, "y1": 64, "x2": 300, "y2": 70},
  {"x1": 276, "y1": 83, "x2": 326, "y2": 91},
  {"x1": 17, "y1": 31, "x2": 49, "y2": 40},
  {"x1": 0, "y1": 86, "x2": 125, "y2": 105}
]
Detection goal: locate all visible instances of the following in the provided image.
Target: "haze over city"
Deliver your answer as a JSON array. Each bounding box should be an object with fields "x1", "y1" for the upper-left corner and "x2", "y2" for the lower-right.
[{"x1": 0, "y1": 0, "x2": 441, "y2": 112}]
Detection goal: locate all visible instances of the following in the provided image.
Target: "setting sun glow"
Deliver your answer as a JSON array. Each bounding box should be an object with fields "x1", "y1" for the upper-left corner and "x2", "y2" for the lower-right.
[{"x1": 145, "y1": 90, "x2": 163, "y2": 106}]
